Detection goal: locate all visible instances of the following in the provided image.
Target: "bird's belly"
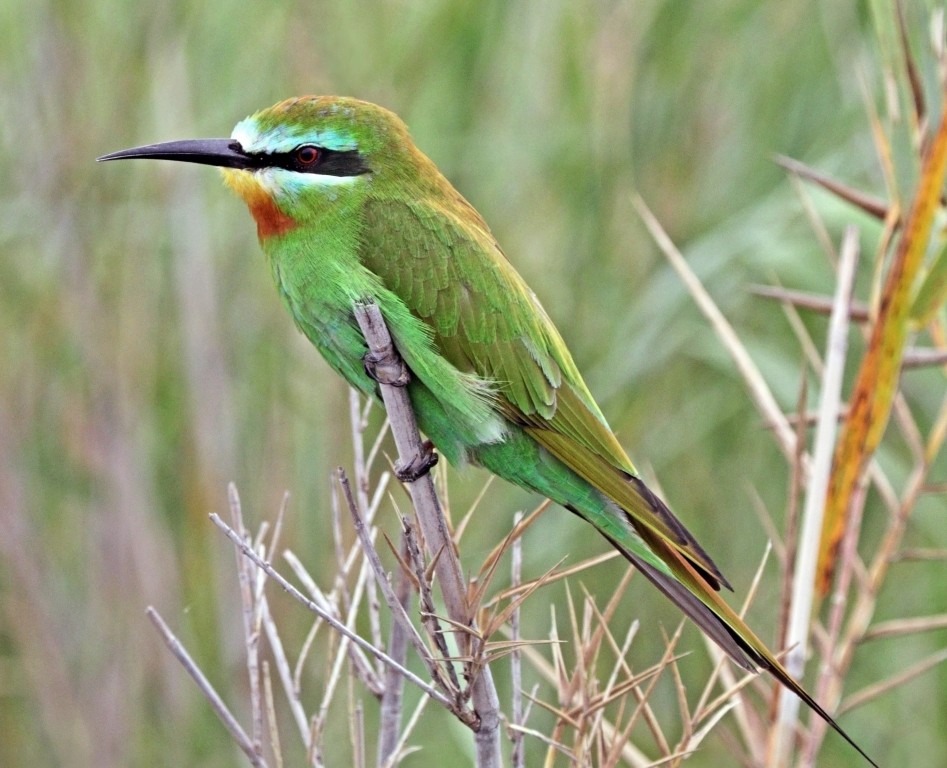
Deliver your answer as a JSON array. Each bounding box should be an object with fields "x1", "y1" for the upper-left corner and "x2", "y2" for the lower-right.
[{"x1": 291, "y1": 304, "x2": 376, "y2": 397}]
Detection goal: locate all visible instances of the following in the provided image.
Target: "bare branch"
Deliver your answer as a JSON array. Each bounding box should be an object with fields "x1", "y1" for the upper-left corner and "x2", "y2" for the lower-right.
[
  {"x1": 146, "y1": 607, "x2": 268, "y2": 768},
  {"x1": 774, "y1": 154, "x2": 890, "y2": 221},
  {"x1": 773, "y1": 226, "x2": 859, "y2": 765},
  {"x1": 262, "y1": 661, "x2": 284, "y2": 768},
  {"x1": 228, "y1": 484, "x2": 265, "y2": 760},
  {"x1": 352, "y1": 300, "x2": 502, "y2": 766},
  {"x1": 260, "y1": 595, "x2": 311, "y2": 748},
  {"x1": 209, "y1": 513, "x2": 454, "y2": 711},
  {"x1": 861, "y1": 614, "x2": 947, "y2": 642},
  {"x1": 510, "y1": 511, "x2": 525, "y2": 768},
  {"x1": 635, "y1": 195, "x2": 798, "y2": 461},
  {"x1": 377, "y1": 530, "x2": 412, "y2": 766},
  {"x1": 337, "y1": 469, "x2": 454, "y2": 699},
  {"x1": 749, "y1": 284, "x2": 871, "y2": 322},
  {"x1": 840, "y1": 648, "x2": 947, "y2": 715}
]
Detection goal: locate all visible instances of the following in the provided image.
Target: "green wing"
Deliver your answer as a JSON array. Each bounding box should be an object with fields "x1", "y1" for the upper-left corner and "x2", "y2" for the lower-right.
[
  {"x1": 358, "y1": 194, "x2": 877, "y2": 766},
  {"x1": 358, "y1": 195, "x2": 727, "y2": 588}
]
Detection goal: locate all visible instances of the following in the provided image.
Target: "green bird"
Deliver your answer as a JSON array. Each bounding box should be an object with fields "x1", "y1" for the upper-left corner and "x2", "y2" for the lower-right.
[{"x1": 100, "y1": 96, "x2": 875, "y2": 765}]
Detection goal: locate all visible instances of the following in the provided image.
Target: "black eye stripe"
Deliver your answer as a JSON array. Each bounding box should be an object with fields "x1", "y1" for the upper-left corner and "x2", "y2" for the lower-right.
[{"x1": 261, "y1": 147, "x2": 371, "y2": 177}]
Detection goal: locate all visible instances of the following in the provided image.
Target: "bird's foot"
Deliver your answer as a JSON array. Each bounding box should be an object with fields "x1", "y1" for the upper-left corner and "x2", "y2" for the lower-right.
[
  {"x1": 363, "y1": 348, "x2": 410, "y2": 387},
  {"x1": 395, "y1": 440, "x2": 439, "y2": 482}
]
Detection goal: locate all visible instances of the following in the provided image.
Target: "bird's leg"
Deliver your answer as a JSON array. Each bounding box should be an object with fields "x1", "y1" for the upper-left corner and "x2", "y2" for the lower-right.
[
  {"x1": 394, "y1": 439, "x2": 439, "y2": 482},
  {"x1": 363, "y1": 347, "x2": 411, "y2": 387}
]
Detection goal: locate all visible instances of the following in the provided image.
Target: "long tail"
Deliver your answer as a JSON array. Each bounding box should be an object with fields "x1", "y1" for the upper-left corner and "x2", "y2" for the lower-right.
[
  {"x1": 532, "y1": 434, "x2": 877, "y2": 765},
  {"x1": 581, "y1": 512, "x2": 879, "y2": 768},
  {"x1": 471, "y1": 428, "x2": 877, "y2": 765}
]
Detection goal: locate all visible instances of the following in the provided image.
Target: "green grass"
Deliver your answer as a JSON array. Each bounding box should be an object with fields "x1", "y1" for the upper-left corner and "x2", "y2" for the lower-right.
[{"x1": 1, "y1": 1, "x2": 944, "y2": 765}]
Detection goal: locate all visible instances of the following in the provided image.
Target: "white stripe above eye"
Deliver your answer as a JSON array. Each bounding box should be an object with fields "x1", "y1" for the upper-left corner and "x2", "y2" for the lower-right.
[{"x1": 231, "y1": 117, "x2": 358, "y2": 155}]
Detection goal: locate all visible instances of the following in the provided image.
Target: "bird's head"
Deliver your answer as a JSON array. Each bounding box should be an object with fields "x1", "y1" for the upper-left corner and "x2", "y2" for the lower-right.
[{"x1": 99, "y1": 96, "x2": 429, "y2": 239}]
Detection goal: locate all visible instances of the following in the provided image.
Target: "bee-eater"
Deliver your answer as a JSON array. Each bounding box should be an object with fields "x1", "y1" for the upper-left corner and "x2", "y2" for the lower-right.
[{"x1": 100, "y1": 96, "x2": 875, "y2": 765}]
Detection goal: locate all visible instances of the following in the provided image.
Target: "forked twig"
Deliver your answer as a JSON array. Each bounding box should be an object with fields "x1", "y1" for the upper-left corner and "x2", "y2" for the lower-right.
[
  {"x1": 352, "y1": 300, "x2": 502, "y2": 765},
  {"x1": 210, "y1": 512, "x2": 454, "y2": 710}
]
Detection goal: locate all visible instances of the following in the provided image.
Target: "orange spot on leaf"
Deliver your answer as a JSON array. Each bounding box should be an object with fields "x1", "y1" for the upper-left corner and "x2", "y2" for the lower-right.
[{"x1": 816, "y1": 105, "x2": 947, "y2": 595}]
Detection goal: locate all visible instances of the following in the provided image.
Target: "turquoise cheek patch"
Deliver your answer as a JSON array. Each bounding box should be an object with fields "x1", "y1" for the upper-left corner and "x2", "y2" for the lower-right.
[{"x1": 231, "y1": 116, "x2": 357, "y2": 155}]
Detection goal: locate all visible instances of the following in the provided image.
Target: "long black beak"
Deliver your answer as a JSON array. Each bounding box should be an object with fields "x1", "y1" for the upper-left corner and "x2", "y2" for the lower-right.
[{"x1": 97, "y1": 138, "x2": 260, "y2": 169}]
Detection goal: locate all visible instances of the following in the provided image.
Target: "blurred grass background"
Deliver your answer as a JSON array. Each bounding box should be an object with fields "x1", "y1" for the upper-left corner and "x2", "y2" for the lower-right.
[{"x1": 1, "y1": 0, "x2": 945, "y2": 765}]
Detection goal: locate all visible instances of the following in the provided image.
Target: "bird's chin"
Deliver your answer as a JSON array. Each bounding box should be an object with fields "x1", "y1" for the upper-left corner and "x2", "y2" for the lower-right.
[{"x1": 221, "y1": 168, "x2": 299, "y2": 239}]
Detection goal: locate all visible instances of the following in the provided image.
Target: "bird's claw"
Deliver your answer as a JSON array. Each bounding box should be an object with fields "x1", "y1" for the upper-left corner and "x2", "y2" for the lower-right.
[
  {"x1": 395, "y1": 440, "x2": 439, "y2": 482},
  {"x1": 363, "y1": 348, "x2": 410, "y2": 387}
]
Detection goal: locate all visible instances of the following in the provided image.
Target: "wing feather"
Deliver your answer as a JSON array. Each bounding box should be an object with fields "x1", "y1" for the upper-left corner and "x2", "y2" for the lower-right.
[{"x1": 359, "y1": 195, "x2": 728, "y2": 589}]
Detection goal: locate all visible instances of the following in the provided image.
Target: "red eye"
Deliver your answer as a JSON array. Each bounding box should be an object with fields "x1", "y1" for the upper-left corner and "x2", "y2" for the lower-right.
[{"x1": 295, "y1": 145, "x2": 320, "y2": 167}]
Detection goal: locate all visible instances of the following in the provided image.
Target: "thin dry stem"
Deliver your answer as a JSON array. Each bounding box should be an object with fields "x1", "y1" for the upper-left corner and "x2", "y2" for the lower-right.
[
  {"x1": 211, "y1": 512, "x2": 455, "y2": 710},
  {"x1": 511, "y1": 510, "x2": 526, "y2": 768},
  {"x1": 147, "y1": 607, "x2": 268, "y2": 768},
  {"x1": 772, "y1": 226, "x2": 859, "y2": 767},
  {"x1": 228, "y1": 484, "x2": 266, "y2": 761},
  {"x1": 353, "y1": 300, "x2": 502, "y2": 765},
  {"x1": 635, "y1": 195, "x2": 798, "y2": 461},
  {"x1": 839, "y1": 648, "x2": 947, "y2": 715},
  {"x1": 377, "y1": 529, "x2": 412, "y2": 765},
  {"x1": 262, "y1": 661, "x2": 284, "y2": 768},
  {"x1": 338, "y1": 468, "x2": 455, "y2": 701}
]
